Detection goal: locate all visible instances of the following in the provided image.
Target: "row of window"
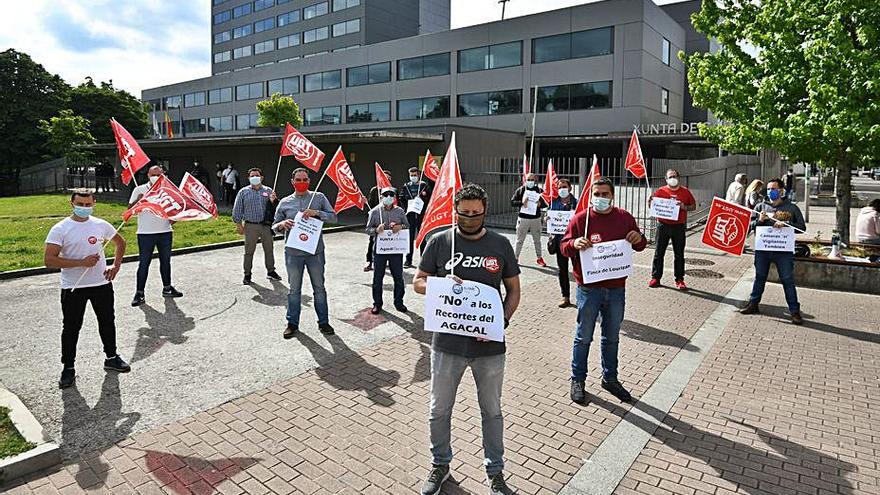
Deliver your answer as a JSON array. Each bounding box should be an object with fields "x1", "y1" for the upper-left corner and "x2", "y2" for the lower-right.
[
  {"x1": 214, "y1": 0, "x2": 359, "y2": 26},
  {"x1": 214, "y1": 19, "x2": 359, "y2": 63}
]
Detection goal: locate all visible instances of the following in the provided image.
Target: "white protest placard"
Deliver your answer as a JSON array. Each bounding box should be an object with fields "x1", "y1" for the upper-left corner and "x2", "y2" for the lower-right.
[
  {"x1": 407, "y1": 197, "x2": 424, "y2": 215},
  {"x1": 754, "y1": 226, "x2": 795, "y2": 252},
  {"x1": 578, "y1": 239, "x2": 634, "y2": 284},
  {"x1": 424, "y1": 277, "x2": 505, "y2": 342},
  {"x1": 375, "y1": 229, "x2": 410, "y2": 255},
  {"x1": 519, "y1": 190, "x2": 540, "y2": 216},
  {"x1": 546, "y1": 210, "x2": 575, "y2": 235},
  {"x1": 284, "y1": 212, "x2": 323, "y2": 254},
  {"x1": 650, "y1": 197, "x2": 681, "y2": 221}
]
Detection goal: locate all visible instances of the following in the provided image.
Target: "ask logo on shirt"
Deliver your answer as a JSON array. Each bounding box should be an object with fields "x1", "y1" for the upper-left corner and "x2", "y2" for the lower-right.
[{"x1": 445, "y1": 253, "x2": 501, "y2": 274}]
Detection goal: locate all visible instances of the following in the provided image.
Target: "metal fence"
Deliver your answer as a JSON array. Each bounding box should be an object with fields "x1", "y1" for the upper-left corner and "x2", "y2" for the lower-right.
[
  {"x1": 461, "y1": 154, "x2": 761, "y2": 241},
  {"x1": 16, "y1": 156, "x2": 130, "y2": 202}
]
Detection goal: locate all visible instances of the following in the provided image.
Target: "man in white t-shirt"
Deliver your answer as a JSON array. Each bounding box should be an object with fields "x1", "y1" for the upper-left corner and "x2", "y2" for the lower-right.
[
  {"x1": 222, "y1": 164, "x2": 239, "y2": 206},
  {"x1": 44, "y1": 189, "x2": 131, "y2": 389},
  {"x1": 129, "y1": 166, "x2": 183, "y2": 307}
]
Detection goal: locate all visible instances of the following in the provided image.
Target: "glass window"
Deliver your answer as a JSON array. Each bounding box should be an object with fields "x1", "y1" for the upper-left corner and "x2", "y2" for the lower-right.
[
  {"x1": 333, "y1": 0, "x2": 359, "y2": 11},
  {"x1": 570, "y1": 81, "x2": 612, "y2": 110},
  {"x1": 254, "y1": 0, "x2": 275, "y2": 12},
  {"x1": 183, "y1": 118, "x2": 206, "y2": 134},
  {"x1": 458, "y1": 90, "x2": 521, "y2": 116},
  {"x1": 268, "y1": 76, "x2": 299, "y2": 95},
  {"x1": 254, "y1": 17, "x2": 275, "y2": 33},
  {"x1": 214, "y1": 50, "x2": 232, "y2": 63},
  {"x1": 236, "y1": 113, "x2": 259, "y2": 130},
  {"x1": 278, "y1": 33, "x2": 300, "y2": 48},
  {"x1": 209, "y1": 87, "x2": 233, "y2": 104},
  {"x1": 347, "y1": 101, "x2": 390, "y2": 123},
  {"x1": 184, "y1": 92, "x2": 206, "y2": 107},
  {"x1": 323, "y1": 70, "x2": 340, "y2": 89},
  {"x1": 233, "y1": 24, "x2": 252, "y2": 38},
  {"x1": 214, "y1": 0, "x2": 230, "y2": 5},
  {"x1": 397, "y1": 96, "x2": 449, "y2": 120},
  {"x1": 303, "y1": 70, "x2": 340, "y2": 91},
  {"x1": 533, "y1": 33, "x2": 570, "y2": 63},
  {"x1": 368, "y1": 62, "x2": 390, "y2": 84},
  {"x1": 278, "y1": 10, "x2": 300, "y2": 26},
  {"x1": 214, "y1": 30, "x2": 231, "y2": 44},
  {"x1": 208, "y1": 116, "x2": 233, "y2": 131},
  {"x1": 347, "y1": 66, "x2": 368, "y2": 87},
  {"x1": 233, "y1": 45, "x2": 252, "y2": 59},
  {"x1": 346, "y1": 62, "x2": 389, "y2": 86},
  {"x1": 398, "y1": 53, "x2": 449, "y2": 80},
  {"x1": 571, "y1": 27, "x2": 613, "y2": 58},
  {"x1": 235, "y1": 82, "x2": 264, "y2": 100},
  {"x1": 303, "y1": 2, "x2": 329, "y2": 19},
  {"x1": 304, "y1": 26, "x2": 329, "y2": 43},
  {"x1": 233, "y1": 3, "x2": 252, "y2": 18},
  {"x1": 165, "y1": 95, "x2": 181, "y2": 109},
  {"x1": 214, "y1": 10, "x2": 231, "y2": 25},
  {"x1": 304, "y1": 106, "x2": 341, "y2": 126},
  {"x1": 457, "y1": 93, "x2": 486, "y2": 117},
  {"x1": 255, "y1": 40, "x2": 274, "y2": 54},
  {"x1": 662, "y1": 38, "x2": 671, "y2": 65},
  {"x1": 458, "y1": 42, "x2": 521, "y2": 73},
  {"x1": 333, "y1": 18, "x2": 360, "y2": 37},
  {"x1": 661, "y1": 87, "x2": 669, "y2": 114},
  {"x1": 458, "y1": 46, "x2": 488, "y2": 73},
  {"x1": 536, "y1": 85, "x2": 569, "y2": 112}
]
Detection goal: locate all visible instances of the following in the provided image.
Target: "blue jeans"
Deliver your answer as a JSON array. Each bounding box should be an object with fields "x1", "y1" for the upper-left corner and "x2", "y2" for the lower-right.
[
  {"x1": 749, "y1": 250, "x2": 800, "y2": 314},
  {"x1": 571, "y1": 286, "x2": 625, "y2": 382},
  {"x1": 372, "y1": 253, "x2": 404, "y2": 307},
  {"x1": 136, "y1": 232, "x2": 172, "y2": 293},
  {"x1": 429, "y1": 350, "x2": 505, "y2": 476},
  {"x1": 285, "y1": 249, "x2": 329, "y2": 326}
]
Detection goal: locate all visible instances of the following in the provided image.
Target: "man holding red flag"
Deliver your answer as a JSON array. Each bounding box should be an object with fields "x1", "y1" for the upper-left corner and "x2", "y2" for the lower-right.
[
  {"x1": 364, "y1": 167, "x2": 393, "y2": 272},
  {"x1": 110, "y1": 118, "x2": 149, "y2": 186},
  {"x1": 365, "y1": 186, "x2": 409, "y2": 314},
  {"x1": 398, "y1": 165, "x2": 432, "y2": 268}
]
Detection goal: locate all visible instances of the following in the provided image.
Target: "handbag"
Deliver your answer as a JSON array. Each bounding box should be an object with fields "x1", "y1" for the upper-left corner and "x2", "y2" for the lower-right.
[{"x1": 547, "y1": 236, "x2": 558, "y2": 255}]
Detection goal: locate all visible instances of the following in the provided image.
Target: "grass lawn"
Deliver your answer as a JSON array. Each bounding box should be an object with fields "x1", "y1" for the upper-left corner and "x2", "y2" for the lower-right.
[
  {"x1": 0, "y1": 194, "x2": 240, "y2": 272},
  {"x1": 0, "y1": 406, "x2": 35, "y2": 460}
]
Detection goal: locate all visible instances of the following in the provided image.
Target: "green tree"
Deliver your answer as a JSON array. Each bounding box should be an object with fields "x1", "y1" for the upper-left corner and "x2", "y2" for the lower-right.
[
  {"x1": 684, "y1": 0, "x2": 880, "y2": 242},
  {"x1": 68, "y1": 78, "x2": 150, "y2": 143},
  {"x1": 0, "y1": 49, "x2": 70, "y2": 177},
  {"x1": 38, "y1": 109, "x2": 97, "y2": 163},
  {"x1": 257, "y1": 92, "x2": 303, "y2": 128}
]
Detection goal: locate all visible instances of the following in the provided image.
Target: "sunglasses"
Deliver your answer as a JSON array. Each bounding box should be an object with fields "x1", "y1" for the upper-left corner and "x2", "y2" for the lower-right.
[
  {"x1": 381, "y1": 192, "x2": 395, "y2": 197},
  {"x1": 456, "y1": 211, "x2": 485, "y2": 218}
]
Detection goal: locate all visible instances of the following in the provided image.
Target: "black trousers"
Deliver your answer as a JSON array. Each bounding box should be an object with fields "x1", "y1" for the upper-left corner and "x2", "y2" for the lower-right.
[
  {"x1": 373, "y1": 253, "x2": 405, "y2": 307},
  {"x1": 556, "y1": 250, "x2": 571, "y2": 299},
  {"x1": 366, "y1": 236, "x2": 374, "y2": 263},
  {"x1": 61, "y1": 283, "x2": 117, "y2": 368},
  {"x1": 406, "y1": 212, "x2": 423, "y2": 264},
  {"x1": 651, "y1": 222, "x2": 686, "y2": 281}
]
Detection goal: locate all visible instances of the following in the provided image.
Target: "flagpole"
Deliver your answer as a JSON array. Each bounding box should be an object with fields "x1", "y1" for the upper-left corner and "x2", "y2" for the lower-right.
[
  {"x1": 304, "y1": 168, "x2": 329, "y2": 212},
  {"x1": 271, "y1": 155, "x2": 283, "y2": 192},
  {"x1": 528, "y1": 85, "x2": 538, "y2": 169},
  {"x1": 749, "y1": 208, "x2": 807, "y2": 233},
  {"x1": 70, "y1": 219, "x2": 128, "y2": 292}
]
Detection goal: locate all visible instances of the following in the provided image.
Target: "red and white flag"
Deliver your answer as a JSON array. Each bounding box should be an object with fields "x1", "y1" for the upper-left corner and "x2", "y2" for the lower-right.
[
  {"x1": 110, "y1": 118, "x2": 150, "y2": 185},
  {"x1": 423, "y1": 150, "x2": 441, "y2": 182},
  {"x1": 334, "y1": 192, "x2": 362, "y2": 214},
  {"x1": 374, "y1": 162, "x2": 397, "y2": 206},
  {"x1": 123, "y1": 175, "x2": 213, "y2": 222},
  {"x1": 624, "y1": 129, "x2": 647, "y2": 179},
  {"x1": 280, "y1": 123, "x2": 325, "y2": 172},
  {"x1": 521, "y1": 154, "x2": 531, "y2": 185},
  {"x1": 326, "y1": 146, "x2": 366, "y2": 210},
  {"x1": 179, "y1": 172, "x2": 218, "y2": 218},
  {"x1": 701, "y1": 197, "x2": 752, "y2": 256},
  {"x1": 541, "y1": 159, "x2": 559, "y2": 204},
  {"x1": 575, "y1": 154, "x2": 601, "y2": 215},
  {"x1": 416, "y1": 134, "x2": 462, "y2": 249}
]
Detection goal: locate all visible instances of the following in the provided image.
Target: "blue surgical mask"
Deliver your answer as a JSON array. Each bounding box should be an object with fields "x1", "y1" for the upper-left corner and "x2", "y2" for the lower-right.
[
  {"x1": 149, "y1": 175, "x2": 160, "y2": 185},
  {"x1": 249, "y1": 176, "x2": 262, "y2": 186},
  {"x1": 591, "y1": 196, "x2": 612, "y2": 211},
  {"x1": 382, "y1": 196, "x2": 395, "y2": 207},
  {"x1": 73, "y1": 206, "x2": 93, "y2": 218},
  {"x1": 525, "y1": 180, "x2": 535, "y2": 189},
  {"x1": 559, "y1": 188, "x2": 570, "y2": 198},
  {"x1": 767, "y1": 188, "x2": 781, "y2": 201}
]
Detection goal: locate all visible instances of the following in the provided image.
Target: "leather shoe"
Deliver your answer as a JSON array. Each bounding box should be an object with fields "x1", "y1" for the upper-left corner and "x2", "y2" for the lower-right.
[{"x1": 739, "y1": 302, "x2": 760, "y2": 315}]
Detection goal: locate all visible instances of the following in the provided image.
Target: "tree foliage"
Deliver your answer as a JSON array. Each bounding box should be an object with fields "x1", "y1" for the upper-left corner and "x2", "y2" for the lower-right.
[
  {"x1": 68, "y1": 78, "x2": 150, "y2": 144},
  {"x1": 257, "y1": 92, "x2": 303, "y2": 128},
  {"x1": 684, "y1": 0, "x2": 880, "y2": 241},
  {"x1": 38, "y1": 109, "x2": 97, "y2": 163}
]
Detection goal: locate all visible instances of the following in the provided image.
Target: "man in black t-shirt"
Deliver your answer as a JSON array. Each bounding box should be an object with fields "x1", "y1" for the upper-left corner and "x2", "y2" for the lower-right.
[{"x1": 413, "y1": 183, "x2": 521, "y2": 495}]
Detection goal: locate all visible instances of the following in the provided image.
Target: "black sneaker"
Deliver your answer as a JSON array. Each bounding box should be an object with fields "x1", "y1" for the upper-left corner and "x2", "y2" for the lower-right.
[
  {"x1": 488, "y1": 472, "x2": 509, "y2": 495},
  {"x1": 243, "y1": 275, "x2": 252, "y2": 285},
  {"x1": 601, "y1": 379, "x2": 632, "y2": 402},
  {"x1": 319, "y1": 323, "x2": 335, "y2": 335},
  {"x1": 570, "y1": 379, "x2": 587, "y2": 404},
  {"x1": 404, "y1": 261, "x2": 414, "y2": 268},
  {"x1": 59, "y1": 368, "x2": 76, "y2": 389},
  {"x1": 420, "y1": 464, "x2": 450, "y2": 495},
  {"x1": 131, "y1": 293, "x2": 145, "y2": 307},
  {"x1": 283, "y1": 323, "x2": 298, "y2": 339},
  {"x1": 104, "y1": 355, "x2": 131, "y2": 373},
  {"x1": 267, "y1": 271, "x2": 282, "y2": 281},
  {"x1": 394, "y1": 303, "x2": 408, "y2": 313},
  {"x1": 162, "y1": 286, "x2": 183, "y2": 298}
]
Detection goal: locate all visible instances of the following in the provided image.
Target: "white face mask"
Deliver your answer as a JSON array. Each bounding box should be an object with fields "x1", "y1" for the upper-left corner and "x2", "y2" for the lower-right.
[
  {"x1": 149, "y1": 175, "x2": 160, "y2": 185},
  {"x1": 592, "y1": 196, "x2": 612, "y2": 212},
  {"x1": 525, "y1": 180, "x2": 535, "y2": 189},
  {"x1": 249, "y1": 176, "x2": 262, "y2": 186},
  {"x1": 382, "y1": 196, "x2": 395, "y2": 207},
  {"x1": 410, "y1": 176, "x2": 419, "y2": 183},
  {"x1": 559, "y1": 188, "x2": 570, "y2": 198},
  {"x1": 666, "y1": 177, "x2": 679, "y2": 188}
]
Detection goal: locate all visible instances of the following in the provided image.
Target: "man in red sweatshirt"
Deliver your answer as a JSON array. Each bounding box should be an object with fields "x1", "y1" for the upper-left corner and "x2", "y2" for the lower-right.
[{"x1": 560, "y1": 178, "x2": 647, "y2": 405}]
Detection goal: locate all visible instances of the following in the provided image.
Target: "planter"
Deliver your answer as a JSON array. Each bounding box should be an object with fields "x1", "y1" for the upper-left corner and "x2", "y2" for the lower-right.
[
  {"x1": 767, "y1": 241, "x2": 880, "y2": 295},
  {"x1": 0, "y1": 389, "x2": 60, "y2": 484}
]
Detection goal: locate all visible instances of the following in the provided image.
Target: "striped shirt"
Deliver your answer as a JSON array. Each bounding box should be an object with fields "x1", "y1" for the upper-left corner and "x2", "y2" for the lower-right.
[
  {"x1": 272, "y1": 191, "x2": 337, "y2": 255},
  {"x1": 232, "y1": 185, "x2": 274, "y2": 224}
]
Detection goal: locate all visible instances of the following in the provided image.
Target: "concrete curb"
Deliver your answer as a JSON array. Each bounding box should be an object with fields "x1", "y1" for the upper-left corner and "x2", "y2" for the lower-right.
[
  {"x1": 0, "y1": 224, "x2": 364, "y2": 281},
  {"x1": 0, "y1": 389, "x2": 61, "y2": 485}
]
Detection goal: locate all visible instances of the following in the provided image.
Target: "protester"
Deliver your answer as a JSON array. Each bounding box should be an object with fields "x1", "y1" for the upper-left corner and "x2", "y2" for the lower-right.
[
  {"x1": 129, "y1": 166, "x2": 183, "y2": 307},
  {"x1": 648, "y1": 169, "x2": 697, "y2": 290},
  {"x1": 740, "y1": 178, "x2": 807, "y2": 324},
  {"x1": 510, "y1": 172, "x2": 548, "y2": 266},
  {"x1": 745, "y1": 179, "x2": 765, "y2": 209},
  {"x1": 549, "y1": 178, "x2": 577, "y2": 307},
  {"x1": 215, "y1": 162, "x2": 225, "y2": 202},
  {"x1": 561, "y1": 178, "x2": 647, "y2": 405},
  {"x1": 272, "y1": 168, "x2": 338, "y2": 338},
  {"x1": 782, "y1": 168, "x2": 796, "y2": 202},
  {"x1": 366, "y1": 187, "x2": 409, "y2": 314},
  {"x1": 856, "y1": 199, "x2": 880, "y2": 245},
  {"x1": 725, "y1": 173, "x2": 747, "y2": 205},
  {"x1": 44, "y1": 189, "x2": 131, "y2": 389},
  {"x1": 223, "y1": 163, "x2": 239, "y2": 206},
  {"x1": 398, "y1": 166, "x2": 432, "y2": 268},
  {"x1": 232, "y1": 168, "x2": 282, "y2": 285},
  {"x1": 190, "y1": 160, "x2": 209, "y2": 186},
  {"x1": 414, "y1": 183, "x2": 521, "y2": 495},
  {"x1": 364, "y1": 169, "x2": 393, "y2": 272}
]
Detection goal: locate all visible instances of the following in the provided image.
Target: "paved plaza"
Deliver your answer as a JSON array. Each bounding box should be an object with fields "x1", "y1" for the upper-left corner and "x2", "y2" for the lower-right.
[{"x1": 0, "y1": 227, "x2": 878, "y2": 494}]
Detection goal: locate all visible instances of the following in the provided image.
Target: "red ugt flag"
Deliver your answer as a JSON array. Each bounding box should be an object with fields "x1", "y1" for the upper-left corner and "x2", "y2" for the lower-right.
[
  {"x1": 374, "y1": 162, "x2": 392, "y2": 190},
  {"x1": 110, "y1": 118, "x2": 150, "y2": 185},
  {"x1": 423, "y1": 150, "x2": 441, "y2": 182},
  {"x1": 123, "y1": 175, "x2": 213, "y2": 222},
  {"x1": 701, "y1": 197, "x2": 752, "y2": 256},
  {"x1": 541, "y1": 159, "x2": 559, "y2": 204},
  {"x1": 416, "y1": 133, "x2": 462, "y2": 249},
  {"x1": 326, "y1": 146, "x2": 366, "y2": 210},
  {"x1": 280, "y1": 123, "x2": 325, "y2": 172},
  {"x1": 624, "y1": 129, "x2": 647, "y2": 179},
  {"x1": 334, "y1": 192, "x2": 362, "y2": 214},
  {"x1": 575, "y1": 155, "x2": 601, "y2": 215},
  {"x1": 179, "y1": 172, "x2": 218, "y2": 218}
]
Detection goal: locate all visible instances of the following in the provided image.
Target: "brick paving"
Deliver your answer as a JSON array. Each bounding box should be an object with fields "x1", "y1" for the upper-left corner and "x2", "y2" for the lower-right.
[{"x1": 3, "y1": 233, "x2": 878, "y2": 495}]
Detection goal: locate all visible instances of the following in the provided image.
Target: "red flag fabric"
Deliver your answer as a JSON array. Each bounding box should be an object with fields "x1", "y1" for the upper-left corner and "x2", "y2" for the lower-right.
[
  {"x1": 123, "y1": 175, "x2": 213, "y2": 222},
  {"x1": 521, "y1": 154, "x2": 531, "y2": 185},
  {"x1": 164, "y1": 112, "x2": 173, "y2": 139},
  {"x1": 280, "y1": 123, "x2": 325, "y2": 172},
  {"x1": 701, "y1": 197, "x2": 752, "y2": 256},
  {"x1": 575, "y1": 155, "x2": 601, "y2": 215},
  {"x1": 111, "y1": 118, "x2": 150, "y2": 186},
  {"x1": 541, "y1": 159, "x2": 559, "y2": 204},
  {"x1": 374, "y1": 162, "x2": 397, "y2": 206},
  {"x1": 624, "y1": 129, "x2": 647, "y2": 179},
  {"x1": 416, "y1": 133, "x2": 462, "y2": 249},
  {"x1": 179, "y1": 172, "x2": 218, "y2": 218},
  {"x1": 334, "y1": 191, "x2": 363, "y2": 214},
  {"x1": 423, "y1": 150, "x2": 440, "y2": 182},
  {"x1": 326, "y1": 146, "x2": 366, "y2": 210}
]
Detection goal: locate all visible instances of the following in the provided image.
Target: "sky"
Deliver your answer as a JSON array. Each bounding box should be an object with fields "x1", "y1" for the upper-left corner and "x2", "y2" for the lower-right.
[{"x1": 0, "y1": 0, "x2": 680, "y2": 97}]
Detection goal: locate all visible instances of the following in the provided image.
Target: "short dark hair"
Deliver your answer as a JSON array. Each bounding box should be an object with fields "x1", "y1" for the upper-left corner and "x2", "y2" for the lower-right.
[
  {"x1": 454, "y1": 183, "x2": 487, "y2": 208},
  {"x1": 557, "y1": 178, "x2": 571, "y2": 187},
  {"x1": 592, "y1": 177, "x2": 615, "y2": 194},
  {"x1": 248, "y1": 167, "x2": 263, "y2": 176},
  {"x1": 70, "y1": 188, "x2": 94, "y2": 201},
  {"x1": 870, "y1": 198, "x2": 880, "y2": 212},
  {"x1": 767, "y1": 178, "x2": 783, "y2": 188},
  {"x1": 666, "y1": 168, "x2": 679, "y2": 177},
  {"x1": 291, "y1": 167, "x2": 309, "y2": 178},
  {"x1": 408, "y1": 166, "x2": 419, "y2": 174}
]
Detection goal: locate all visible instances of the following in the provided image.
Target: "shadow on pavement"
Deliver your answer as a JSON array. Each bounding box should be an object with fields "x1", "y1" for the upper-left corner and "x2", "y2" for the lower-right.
[
  {"x1": 620, "y1": 319, "x2": 699, "y2": 352},
  {"x1": 131, "y1": 298, "x2": 195, "y2": 364},
  {"x1": 249, "y1": 279, "x2": 288, "y2": 307},
  {"x1": 383, "y1": 310, "x2": 432, "y2": 384}
]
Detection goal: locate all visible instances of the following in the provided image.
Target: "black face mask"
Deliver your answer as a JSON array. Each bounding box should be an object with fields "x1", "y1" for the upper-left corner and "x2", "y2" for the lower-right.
[{"x1": 456, "y1": 211, "x2": 485, "y2": 235}]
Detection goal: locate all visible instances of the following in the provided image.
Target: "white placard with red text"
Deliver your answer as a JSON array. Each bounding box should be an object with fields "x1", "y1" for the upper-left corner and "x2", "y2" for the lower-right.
[
  {"x1": 578, "y1": 239, "x2": 634, "y2": 284},
  {"x1": 284, "y1": 212, "x2": 323, "y2": 254}
]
